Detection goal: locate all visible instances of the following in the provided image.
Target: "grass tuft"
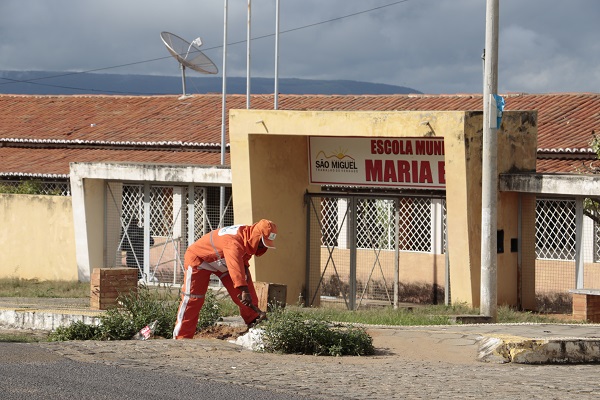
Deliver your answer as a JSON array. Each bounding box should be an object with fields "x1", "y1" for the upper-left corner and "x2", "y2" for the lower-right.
[{"x1": 259, "y1": 307, "x2": 375, "y2": 356}]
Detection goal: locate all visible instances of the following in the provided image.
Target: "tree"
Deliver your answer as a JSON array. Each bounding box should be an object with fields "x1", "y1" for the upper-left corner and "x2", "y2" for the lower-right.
[{"x1": 580, "y1": 131, "x2": 600, "y2": 224}]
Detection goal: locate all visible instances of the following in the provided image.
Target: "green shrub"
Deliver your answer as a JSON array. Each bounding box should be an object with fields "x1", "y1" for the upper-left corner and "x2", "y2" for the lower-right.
[
  {"x1": 0, "y1": 180, "x2": 57, "y2": 195},
  {"x1": 197, "y1": 290, "x2": 221, "y2": 329},
  {"x1": 48, "y1": 286, "x2": 223, "y2": 341},
  {"x1": 104, "y1": 286, "x2": 179, "y2": 339},
  {"x1": 259, "y1": 308, "x2": 375, "y2": 356},
  {"x1": 49, "y1": 321, "x2": 100, "y2": 341}
]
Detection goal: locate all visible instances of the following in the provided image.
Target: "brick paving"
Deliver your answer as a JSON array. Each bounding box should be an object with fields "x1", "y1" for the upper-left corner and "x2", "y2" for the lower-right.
[{"x1": 36, "y1": 331, "x2": 600, "y2": 400}]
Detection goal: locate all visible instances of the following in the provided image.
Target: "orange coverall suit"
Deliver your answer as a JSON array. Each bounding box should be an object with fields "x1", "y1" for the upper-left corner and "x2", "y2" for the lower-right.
[{"x1": 173, "y1": 220, "x2": 276, "y2": 339}]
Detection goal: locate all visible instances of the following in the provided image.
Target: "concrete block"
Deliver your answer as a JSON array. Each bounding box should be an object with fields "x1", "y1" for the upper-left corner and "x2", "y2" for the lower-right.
[{"x1": 254, "y1": 281, "x2": 287, "y2": 312}]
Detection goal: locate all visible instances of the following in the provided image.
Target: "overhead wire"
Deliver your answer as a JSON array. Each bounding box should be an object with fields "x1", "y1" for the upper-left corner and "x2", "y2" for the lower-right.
[{"x1": 0, "y1": 0, "x2": 411, "y2": 94}]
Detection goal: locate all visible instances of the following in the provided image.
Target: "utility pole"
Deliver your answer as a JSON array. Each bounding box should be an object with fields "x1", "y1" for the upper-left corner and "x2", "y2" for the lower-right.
[
  {"x1": 219, "y1": 0, "x2": 229, "y2": 228},
  {"x1": 480, "y1": 0, "x2": 499, "y2": 320},
  {"x1": 274, "y1": 0, "x2": 280, "y2": 110},
  {"x1": 246, "y1": 0, "x2": 252, "y2": 109}
]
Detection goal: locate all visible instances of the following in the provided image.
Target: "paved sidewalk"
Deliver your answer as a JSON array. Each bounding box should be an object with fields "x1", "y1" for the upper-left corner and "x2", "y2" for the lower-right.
[{"x1": 1, "y1": 297, "x2": 600, "y2": 364}]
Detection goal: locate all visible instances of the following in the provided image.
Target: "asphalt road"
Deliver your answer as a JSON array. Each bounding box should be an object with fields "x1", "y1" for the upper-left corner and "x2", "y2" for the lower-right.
[{"x1": 0, "y1": 343, "x2": 315, "y2": 400}]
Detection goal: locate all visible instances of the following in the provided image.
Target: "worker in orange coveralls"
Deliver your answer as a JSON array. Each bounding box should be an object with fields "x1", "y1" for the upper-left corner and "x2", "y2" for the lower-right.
[{"x1": 173, "y1": 219, "x2": 277, "y2": 339}]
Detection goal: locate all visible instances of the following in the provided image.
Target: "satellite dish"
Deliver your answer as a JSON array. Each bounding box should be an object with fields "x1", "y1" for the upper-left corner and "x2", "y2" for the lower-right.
[{"x1": 160, "y1": 31, "x2": 218, "y2": 99}]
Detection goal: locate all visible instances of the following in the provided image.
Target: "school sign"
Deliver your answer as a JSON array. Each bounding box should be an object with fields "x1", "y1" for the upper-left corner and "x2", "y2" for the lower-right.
[{"x1": 308, "y1": 136, "x2": 445, "y2": 189}]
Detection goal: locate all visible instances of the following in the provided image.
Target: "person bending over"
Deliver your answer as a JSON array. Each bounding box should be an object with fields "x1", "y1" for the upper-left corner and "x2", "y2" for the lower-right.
[{"x1": 173, "y1": 219, "x2": 277, "y2": 339}]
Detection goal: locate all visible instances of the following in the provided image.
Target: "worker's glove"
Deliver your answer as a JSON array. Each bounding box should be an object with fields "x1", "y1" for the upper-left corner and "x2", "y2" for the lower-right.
[
  {"x1": 256, "y1": 311, "x2": 268, "y2": 323},
  {"x1": 237, "y1": 287, "x2": 252, "y2": 306}
]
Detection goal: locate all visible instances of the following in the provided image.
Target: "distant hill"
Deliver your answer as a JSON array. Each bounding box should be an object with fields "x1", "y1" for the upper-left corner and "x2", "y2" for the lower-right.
[{"x1": 0, "y1": 70, "x2": 421, "y2": 96}]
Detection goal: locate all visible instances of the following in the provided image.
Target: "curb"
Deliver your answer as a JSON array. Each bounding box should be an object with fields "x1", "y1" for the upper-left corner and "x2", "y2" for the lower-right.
[
  {"x1": 0, "y1": 308, "x2": 102, "y2": 331},
  {"x1": 478, "y1": 335, "x2": 600, "y2": 364}
]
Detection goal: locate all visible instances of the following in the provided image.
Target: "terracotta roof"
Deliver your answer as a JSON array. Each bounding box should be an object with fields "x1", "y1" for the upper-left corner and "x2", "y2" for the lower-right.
[
  {"x1": 0, "y1": 147, "x2": 228, "y2": 177},
  {"x1": 0, "y1": 92, "x2": 598, "y2": 177}
]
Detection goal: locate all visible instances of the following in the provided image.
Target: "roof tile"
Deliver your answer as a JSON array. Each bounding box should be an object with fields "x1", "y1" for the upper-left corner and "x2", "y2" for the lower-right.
[{"x1": 1, "y1": 93, "x2": 599, "y2": 176}]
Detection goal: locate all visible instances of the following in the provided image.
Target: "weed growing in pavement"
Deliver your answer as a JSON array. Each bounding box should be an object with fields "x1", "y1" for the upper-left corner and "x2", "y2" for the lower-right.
[
  {"x1": 49, "y1": 321, "x2": 101, "y2": 341},
  {"x1": 259, "y1": 307, "x2": 375, "y2": 356},
  {"x1": 48, "y1": 286, "x2": 223, "y2": 341}
]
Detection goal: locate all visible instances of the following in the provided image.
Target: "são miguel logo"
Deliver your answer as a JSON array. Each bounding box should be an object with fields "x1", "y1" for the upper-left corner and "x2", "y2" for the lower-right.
[{"x1": 314, "y1": 146, "x2": 358, "y2": 173}]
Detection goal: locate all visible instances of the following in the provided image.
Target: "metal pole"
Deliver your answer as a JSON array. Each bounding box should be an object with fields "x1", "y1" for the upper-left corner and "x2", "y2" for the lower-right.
[
  {"x1": 274, "y1": 0, "x2": 280, "y2": 110},
  {"x1": 445, "y1": 217, "x2": 450, "y2": 306},
  {"x1": 393, "y1": 198, "x2": 399, "y2": 309},
  {"x1": 220, "y1": 0, "x2": 229, "y2": 226},
  {"x1": 575, "y1": 197, "x2": 584, "y2": 289},
  {"x1": 349, "y1": 197, "x2": 357, "y2": 310},
  {"x1": 517, "y1": 193, "x2": 522, "y2": 310},
  {"x1": 246, "y1": 0, "x2": 251, "y2": 109},
  {"x1": 180, "y1": 65, "x2": 187, "y2": 98},
  {"x1": 480, "y1": 0, "x2": 499, "y2": 320}
]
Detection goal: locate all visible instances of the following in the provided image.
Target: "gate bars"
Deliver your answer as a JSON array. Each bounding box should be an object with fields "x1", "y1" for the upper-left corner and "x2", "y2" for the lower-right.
[{"x1": 305, "y1": 192, "x2": 447, "y2": 310}]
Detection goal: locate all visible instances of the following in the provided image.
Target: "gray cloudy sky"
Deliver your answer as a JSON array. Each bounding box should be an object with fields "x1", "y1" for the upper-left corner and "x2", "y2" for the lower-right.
[{"x1": 1, "y1": 0, "x2": 599, "y2": 94}]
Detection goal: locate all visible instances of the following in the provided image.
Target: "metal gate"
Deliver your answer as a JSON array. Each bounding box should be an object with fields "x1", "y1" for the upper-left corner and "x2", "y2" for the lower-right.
[
  {"x1": 105, "y1": 182, "x2": 233, "y2": 286},
  {"x1": 305, "y1": 192, "x2": 447, "y2": 310}
]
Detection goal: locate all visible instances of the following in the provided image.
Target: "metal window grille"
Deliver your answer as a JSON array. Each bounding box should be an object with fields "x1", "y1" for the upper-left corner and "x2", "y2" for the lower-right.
[
  {"x1": 535, "y1": 198, "x2": 576, "y2": 260},
  {"x1": 319, "y1": 196, "x2": 433, "y2": 252},
  {"x1": 356, "y1": 198, "x2": 395, "y2": 250},
  {"x1": 116, "y1": 185, "x2": 145, "y2": 277},
  {"x1": 321, "y1": 197, "x2": 341, "y2": 247},
  {"x1": 122, "y1": 185, "x2": 144, "y2": 223},
  {"x1": 150, "y1": 186, "x2": 174, "y2": 237},
  {"x1": 398, "y1": 197, "x2": 431, "y2": 252},
  {"x1": 595, "y1": 220, "x2": 600, "y2": 262},
  {"x1": 442, "y1": 199, "x2": 447, "y2": 253},
  {"x1": 193, "y1": 186, "x2": 208, "y2": 241}
]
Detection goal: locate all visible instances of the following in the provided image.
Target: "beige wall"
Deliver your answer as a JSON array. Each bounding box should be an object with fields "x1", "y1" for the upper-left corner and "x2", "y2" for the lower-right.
[
  {"x1": 319, "y1": 249, "x2": 446, "y2": 285},
  {"x1": 230, "y1": 109, "x2": 537, "y2": 307},
  {"x1": 0, "y1": 194, "x2": 78, "y2": 280},
  {"x1": 84, "y1": 179, "x2": 107, "y2": 273},
  {"x1": 495, "y1": 113, "x2": 537, "y2": 307}
]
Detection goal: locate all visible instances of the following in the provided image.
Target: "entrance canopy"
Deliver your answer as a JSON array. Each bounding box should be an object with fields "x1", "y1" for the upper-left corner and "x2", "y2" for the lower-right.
[{"x1": 229, "y1": 109, "x2": 537, "y2": 307}]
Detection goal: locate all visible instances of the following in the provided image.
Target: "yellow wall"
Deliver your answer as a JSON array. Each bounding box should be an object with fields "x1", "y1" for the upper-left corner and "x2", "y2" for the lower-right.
[
  {"x1": 230, "y1": 109, "x2": 537, "y2": 307},
  {"x1": 520, "y1": 194, "x2": 537, "y2": 310},
  {"x1": 0, "y1": 194, "x2": 78, "y2": 280}
]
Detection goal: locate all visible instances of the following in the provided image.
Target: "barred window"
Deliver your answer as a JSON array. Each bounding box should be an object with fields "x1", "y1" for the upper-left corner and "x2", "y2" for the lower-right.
[
  {"x1": 122, "y1": 185, "x2": 144, "y2": 225},
  {"x1": 594, "y1": 219, "x2": 600, "y2": 262},
  {"x1": 319, "y1": 195, "x2": 435, "y2": 253},
  {"x1": 398, "y1": 197, "x2": 431, "y2": 253},
  {"x1": 321, "y1": 197, "x2": 340, "y2": 247},
  {"x1": 150, "y1": 186, "x2": 174, "y2": 237},
  {"x1": 356, "y1": 198, "x2": 395, "y2": 250},
  {"x1": 535, "y1": 198, "x2": 576, "y2": 260},
  {"x1": 443, "y1": 199, "x2": 447, "y2": 252}
]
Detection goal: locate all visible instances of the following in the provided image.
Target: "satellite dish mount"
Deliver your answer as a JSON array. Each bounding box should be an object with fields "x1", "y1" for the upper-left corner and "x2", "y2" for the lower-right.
[{"x1": 160, "y1": 31, "x2": 218, "y2": 99}]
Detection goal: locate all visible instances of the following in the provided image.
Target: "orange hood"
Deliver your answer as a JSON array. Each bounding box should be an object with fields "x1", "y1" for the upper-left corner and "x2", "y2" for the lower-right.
[{"x1": 240, "y1": 219, "x2": 277, "y2": 256}]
